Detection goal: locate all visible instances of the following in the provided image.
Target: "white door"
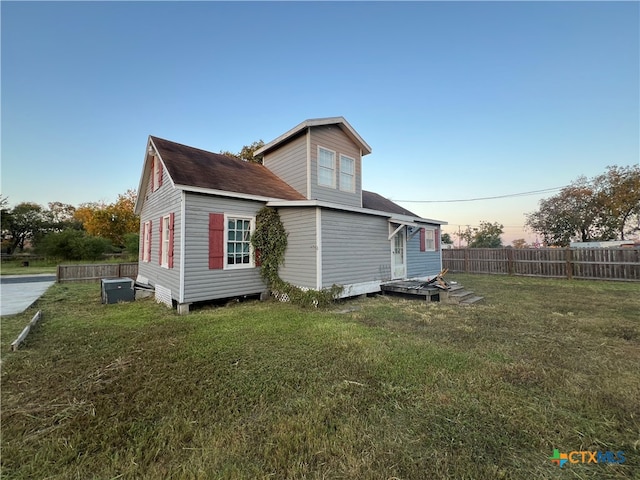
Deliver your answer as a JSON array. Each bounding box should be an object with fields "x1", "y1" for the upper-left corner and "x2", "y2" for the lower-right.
[{"x1": 391, "y1": 229, "x2": 406, "y2": 279}]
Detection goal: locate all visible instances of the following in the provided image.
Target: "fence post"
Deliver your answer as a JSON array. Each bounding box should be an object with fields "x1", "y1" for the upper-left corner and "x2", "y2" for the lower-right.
[
  {"x1": 117, "y1": 263, "x2": 121, "y2": 277},
  {"x1": 56, "y1": 264, "x2": 61, "y2": 283},
  {"x1": 464, "y1": 248, "x2": 469, "y2": 273},
  {"x1": 565, "y1": 248, "x2": 573, "y2": 280},
  {"x1": 507, "y1": 248, "x2": 514, "y2": 275}
]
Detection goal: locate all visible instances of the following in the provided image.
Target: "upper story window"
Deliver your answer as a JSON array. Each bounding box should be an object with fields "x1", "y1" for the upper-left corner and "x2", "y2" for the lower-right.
[
  {"x1": 226, "y1": 216, "x2": 254, "y2": 268},
  {"x1": 318, "y1": 147, "x2": 336, "y2": 188},
  {"x1": 339, "y1": 155, "x2": 355, "y2": 192}
]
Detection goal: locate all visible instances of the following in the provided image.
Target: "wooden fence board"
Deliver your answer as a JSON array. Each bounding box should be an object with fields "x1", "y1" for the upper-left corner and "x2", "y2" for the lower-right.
[
  {"x1": 57, "y1": 263, "x2": 139, "y2": 283},
  {"x1": 443, "y1": 248, "x2": 640, "y2": 281}
]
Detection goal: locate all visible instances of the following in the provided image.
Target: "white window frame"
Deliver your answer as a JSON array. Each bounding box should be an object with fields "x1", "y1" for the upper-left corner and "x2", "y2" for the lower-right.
[
  {"x1": 161, "y1": 215, "x2": 171, "y2": 267},
  {"x1": 339, "y1": 154, "x2": 355, "y2": 192},
  {"x1": 142, "y1": 221, "x2": 151, "y2": 262},
  {"x1": 424, "y1": 228, "x2": 436, "y2": 251},
  {"x1": 224, "y1": 214, "x2": 255, "y2": 270},
  {"x1": 317, "y1": 146, "x2": 336, "y2": 189}
]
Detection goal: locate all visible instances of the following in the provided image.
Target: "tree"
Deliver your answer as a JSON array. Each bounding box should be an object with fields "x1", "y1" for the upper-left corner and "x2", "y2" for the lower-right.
[
  {"x1": 458, "y1": 222, "x2": 504, "y2": 248},
  {"x1": 526, "y1": 165, "x2": 640, "y2": 246},
  {"x1": 594, "y1": 165, "x2": 640, "y2": 240},
  {"x1": 441, "y1": 232, "x2": 454, "y2": 245},
  {"x1": 220, "y1": 140, "x2": 265, "y2": 164},
  {"x1": 74, "y1": 190, "x2": 139, "y2": 248},
  {"x1": 48, "y1": 201, "x2": 81, "y2": 231},
  {"x1": 512, "y1": 238, "x2": 528, "y2": 249},
  {"x1": 1, "y1": 202, "x2": 49, "y2": 252}
]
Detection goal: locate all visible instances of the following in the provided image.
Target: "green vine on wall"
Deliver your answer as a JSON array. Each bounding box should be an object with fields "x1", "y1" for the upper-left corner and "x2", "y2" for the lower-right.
[{"x1": 251, "y1": 206, "x2": 343, "y2": 307}]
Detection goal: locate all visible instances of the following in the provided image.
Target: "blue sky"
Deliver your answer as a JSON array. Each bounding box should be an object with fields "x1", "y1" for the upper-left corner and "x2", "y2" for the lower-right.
[{"x1": 2, "y1": 1, "x2": 638, "y2": 243}]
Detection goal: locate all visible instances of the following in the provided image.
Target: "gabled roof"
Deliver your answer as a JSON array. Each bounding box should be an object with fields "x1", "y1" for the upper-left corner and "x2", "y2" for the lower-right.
[
  {"x1": 254, "y1": 117, "x2": 372, "y2": 158},
  {"x1": 149, "y1": 136, "x2": 305, "y2": 201},
  {"x1": 362, "y1": 191, "x2": 418, "y2": 217}
]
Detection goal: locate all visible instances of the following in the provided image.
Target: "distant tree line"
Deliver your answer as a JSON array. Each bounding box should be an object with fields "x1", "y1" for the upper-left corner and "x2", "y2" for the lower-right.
[
  {"x1": 1, "y1": 189, "x2": 140, "y2": 261},
  {"x1": 526, "y1": 165, "x2": 640, "y2": 246}
]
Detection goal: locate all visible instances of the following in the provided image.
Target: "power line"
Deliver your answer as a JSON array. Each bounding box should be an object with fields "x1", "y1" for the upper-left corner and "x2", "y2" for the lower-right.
[{"x1": 392, "y1": 186, "x2": 567, "y2": 203}]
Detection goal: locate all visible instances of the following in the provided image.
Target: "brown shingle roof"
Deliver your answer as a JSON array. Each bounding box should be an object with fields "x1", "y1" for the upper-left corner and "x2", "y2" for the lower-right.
[
  {"x1": 362, "y1": 190, "x2": 418, "y2": 217},
  {"x1": 150, "y1": 136, "x2": 305, "y2": 201}
]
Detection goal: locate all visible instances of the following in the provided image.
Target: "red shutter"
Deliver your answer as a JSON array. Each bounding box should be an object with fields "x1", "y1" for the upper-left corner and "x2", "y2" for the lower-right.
[
  {"x1": 158, "y1": 216, "x2": 163, "y2": 265},
  {"x1": 209, "y1": 213, "x2": 224, "y2": 269},
  {"x1": 420, "y1": 228, "x2": 426, "y2": 252},
  {"x1": 255, "y1": 249, "x2": 261, "y2": 267},
  {"x1": 150, "y1": 158, "x2": 155, "y2": 192},
  {"x1": 168, "y1": 212, "x2": 175, "y2": 268},
  {"x1": 147, "y1": 220, "x2": 152, "y2": 262},
  {"x1": 435, "y1": 228, "x2": 440, "y2": 251},
  {"x1": 158, "y1": 161, "x2": 163, "y2": 188}
]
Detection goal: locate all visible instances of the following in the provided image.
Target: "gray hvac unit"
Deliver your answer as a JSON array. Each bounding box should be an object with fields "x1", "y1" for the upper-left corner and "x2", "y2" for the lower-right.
[{"x1": 101, "y1": 278, "x2": 135, "y2": 304}]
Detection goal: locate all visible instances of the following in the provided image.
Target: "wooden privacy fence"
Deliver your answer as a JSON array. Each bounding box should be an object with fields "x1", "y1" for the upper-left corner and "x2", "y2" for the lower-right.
[
  {"x1": 57, "y1": 263, "x2": 139, "y2": 283},
  {"x1": 443, "y1": 248, "x2": 640, "y2": 281}
]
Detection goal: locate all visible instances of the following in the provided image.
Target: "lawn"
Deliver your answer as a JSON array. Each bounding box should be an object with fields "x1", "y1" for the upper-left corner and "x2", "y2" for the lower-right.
[{"x1": 1, "y1": 274, "x2": 638, "y2": 479}]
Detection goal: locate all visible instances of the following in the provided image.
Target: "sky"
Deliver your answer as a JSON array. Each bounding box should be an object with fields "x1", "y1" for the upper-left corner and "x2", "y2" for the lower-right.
[{"x1": 2, "y1": 1, "x2": 639, "y2": 245}]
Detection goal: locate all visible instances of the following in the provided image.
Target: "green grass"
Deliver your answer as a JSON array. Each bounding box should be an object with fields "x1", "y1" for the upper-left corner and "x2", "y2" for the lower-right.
[{"x1": 1, "y1": 274, "x2": 638, "y2": 479}]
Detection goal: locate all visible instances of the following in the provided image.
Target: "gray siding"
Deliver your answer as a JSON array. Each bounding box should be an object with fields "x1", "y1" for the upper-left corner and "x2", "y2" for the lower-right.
[
  {"x1": 138, "y1": 161, "x2": 182, "y2": 300},
  {"x1": 182, "y1": 193, "x2": 266, "y2": 303},
  {"x1": 263, "y1": 133, "x2": 308, "y2": 197},
  {"x1": 277, "y1": 208, "x2": 317, "y2": 289},
  {"x1": 310, "y1": 126, "x2": 362, "y2": 207},
  {"x1": 407, "y1": 227, "x2": 442, "y2": 278},
  {"x1": 321, "y1": 209, "x2": 390, "y2": 287}
]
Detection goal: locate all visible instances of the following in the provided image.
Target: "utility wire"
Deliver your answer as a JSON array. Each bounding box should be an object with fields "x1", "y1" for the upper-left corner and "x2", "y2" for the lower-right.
[{"x1": 392, "y1": 186, "x2": 567, "y2": 203}]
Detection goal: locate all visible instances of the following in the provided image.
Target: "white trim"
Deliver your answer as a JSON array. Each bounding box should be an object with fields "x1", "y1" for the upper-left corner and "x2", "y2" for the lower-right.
[
  {"x1": 316, "y1": 207, "x2": 322, "y2": 290},
  {"x1": 161, "y1": 214, "x2": 171, "y2": 268},
  {"x1": 174, "y1": 185, "x2": 292, "y2": 203},
  {"x1": 338, "y1": 280, "x2": 381, "y2": 298},
  {"x1": 424, "y1": 227, "x2": 436, "y2": 252},
  {"x1": 267, "y1": 199, "x2": 447, "y2": 225},
  {"x1": 388, "y1": 224, "x2": 405, "y2": 241},
  {"x1": 223, "y1": 214, "x2": 255, "y2": 270},
  {"x1": 254, "y1": 117, "x2": 372, "y2": 157},
  {"x1": 317, "y1": 145, "x2": 336, "y2": 189},
  {"x1": 179, "y1": 191, "x2": 186, "y2": 303},
  {"x1": 306, "y1": 128, "x2": 311, "y2": 199},
  {"x1": 391, "y1": 227, "x2": 407, "y2": 280},
  {"x1": 339, "y1": 154, "x2": 356, "y2": 193},
  {"x1": 142, "y1": 221, "x2": 151, "y2": 262}
]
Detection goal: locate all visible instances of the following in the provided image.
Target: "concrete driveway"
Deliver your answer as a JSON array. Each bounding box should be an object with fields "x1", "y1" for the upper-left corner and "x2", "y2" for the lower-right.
[{"x1": 0, "y1": 275, "x2": 56, "y2": 316}]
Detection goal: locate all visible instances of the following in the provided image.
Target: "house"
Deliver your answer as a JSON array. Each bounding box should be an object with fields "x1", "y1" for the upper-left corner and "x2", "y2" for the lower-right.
[{"x1": 134, "y1": 117, "x2": 446, "y2": 313}]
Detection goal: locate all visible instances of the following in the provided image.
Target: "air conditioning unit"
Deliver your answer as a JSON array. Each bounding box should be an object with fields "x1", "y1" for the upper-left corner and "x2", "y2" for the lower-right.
[{"x1": 101, "y1": 278, "x2": 135, "y2": 304}]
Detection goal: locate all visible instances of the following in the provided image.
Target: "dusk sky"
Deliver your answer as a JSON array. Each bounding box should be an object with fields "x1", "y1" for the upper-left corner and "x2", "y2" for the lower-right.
[{"x1": 2, "y1": 1, "x2": 638, "y2": 244}]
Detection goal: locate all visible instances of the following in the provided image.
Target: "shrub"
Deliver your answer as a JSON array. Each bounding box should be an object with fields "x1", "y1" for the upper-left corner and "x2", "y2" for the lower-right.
[{"x1": 38, "y1": 229, "x2": 112, "y2": 260}]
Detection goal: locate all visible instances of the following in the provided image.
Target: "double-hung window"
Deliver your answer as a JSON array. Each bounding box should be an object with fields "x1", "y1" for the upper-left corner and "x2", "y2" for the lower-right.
[
  {"x1": 339, "y1": 155, "x2": 355, "y2": 192},
  {"x1": 142, "y1": 221, "x2": 151, "y2": 262},
  {"x1": 161, "y1": 215, "x2": 171, "y2": 267},
  {"x1": 425, "y1": 229, "x2": 435, "y2": 251},
  {"x1": 226, "y1": 216, "x2": 254, "y2": 268},
  {"x1": 318, "y1": 147, "x2": 336, "y2": 188}
]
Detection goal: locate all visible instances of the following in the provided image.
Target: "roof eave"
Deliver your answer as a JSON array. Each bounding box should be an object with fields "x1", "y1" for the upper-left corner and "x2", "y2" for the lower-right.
[{"x1": 255, "y1": 117, "x2": 372, "y2": 158}]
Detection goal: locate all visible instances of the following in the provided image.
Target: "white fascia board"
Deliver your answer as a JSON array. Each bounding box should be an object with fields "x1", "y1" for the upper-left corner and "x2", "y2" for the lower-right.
[
  {"x1": 267, "y1": 199, "x2": 447, "y2": 225},
  {"x1": 175, "y1": 185, "x2": 286, "y2": 203},
  {"x1": 134, "y1": 137, "x2": 154, "y2": 214},
  {"x1": 134, "y1": 137, "x2": 177, "y2": 214},
  {"x1": 255, "y1": 117, "x2": 372, "y2": 157}
]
